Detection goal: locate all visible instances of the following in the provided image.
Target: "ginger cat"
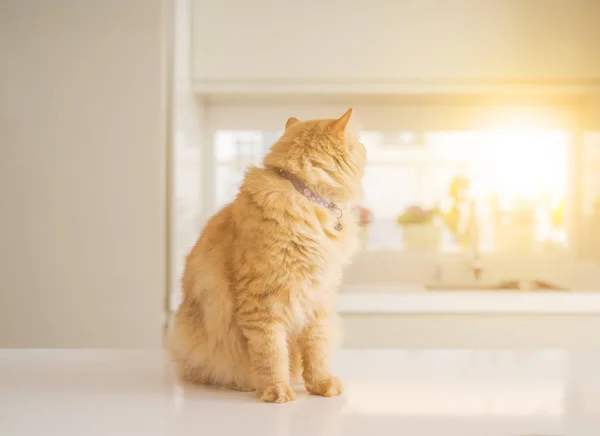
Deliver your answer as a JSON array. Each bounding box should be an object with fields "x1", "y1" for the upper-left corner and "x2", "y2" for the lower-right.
[{"x1": 169, "y1": 109, "x2": 366, "y2": 402}]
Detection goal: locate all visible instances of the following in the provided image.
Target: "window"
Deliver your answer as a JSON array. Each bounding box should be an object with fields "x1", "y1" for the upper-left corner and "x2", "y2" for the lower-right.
[
  {"x1": 361, "y1": 130, "x2": 569, "y2": 254},
  {"x1": 198, "y1": 103, "x2": 598, "y2": 290},
  {"x1": 583, "y1": 132, "x2": 600, "y2": 259},
  {"x1": 214, "y1": 130, "x2": 280, "y2": 208},
  {"x1": 211, "y1": 128, "x2": 570, "y2": 255}
]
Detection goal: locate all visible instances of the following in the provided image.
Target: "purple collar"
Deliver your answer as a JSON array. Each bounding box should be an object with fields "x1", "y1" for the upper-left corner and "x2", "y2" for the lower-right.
[{"x1": 277, "y1": 168, "x2": 344, "y2": 231}]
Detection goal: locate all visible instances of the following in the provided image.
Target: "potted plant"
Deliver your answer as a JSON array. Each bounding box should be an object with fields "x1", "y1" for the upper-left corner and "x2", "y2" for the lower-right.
[{"x1": 397, "y1": 205, "x2": 440, "y2": 252}]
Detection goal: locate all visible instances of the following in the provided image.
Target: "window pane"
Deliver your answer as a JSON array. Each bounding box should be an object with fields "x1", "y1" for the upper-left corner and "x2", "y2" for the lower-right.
[
  {"x1": 214, "y1": 130, "x2": 280, "y2": 207},
  {"x1": 213, "y1": 129, "x2": 571, "y2": 255},
  {"x1": 360, "y1": 130, "x2": 570, "y2": 254}
]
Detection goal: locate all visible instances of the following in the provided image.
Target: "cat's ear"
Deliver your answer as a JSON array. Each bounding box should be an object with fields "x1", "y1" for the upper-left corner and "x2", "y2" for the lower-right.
[
  {"x1": 285, "y1": 117, "x2": 300, "y2": 129},
  {"x1": 331, "y1": 108, "x2": 353, "y2": 132}
]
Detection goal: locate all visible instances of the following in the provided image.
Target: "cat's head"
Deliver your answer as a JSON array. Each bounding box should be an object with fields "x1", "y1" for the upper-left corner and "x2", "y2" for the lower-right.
[{"x1": 263, "y1": 109, "x2": 366, "y2": 203}]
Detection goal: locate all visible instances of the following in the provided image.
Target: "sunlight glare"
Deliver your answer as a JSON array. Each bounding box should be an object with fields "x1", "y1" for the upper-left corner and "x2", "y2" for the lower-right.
[{"x1": 469, "y1": 130, "x2": 568, "y2": 208}]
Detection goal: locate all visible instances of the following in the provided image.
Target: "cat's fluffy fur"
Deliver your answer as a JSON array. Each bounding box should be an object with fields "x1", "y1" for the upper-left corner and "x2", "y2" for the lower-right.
[{"x1": 169, "y1": 109, "x2": 366, "y2": 402}]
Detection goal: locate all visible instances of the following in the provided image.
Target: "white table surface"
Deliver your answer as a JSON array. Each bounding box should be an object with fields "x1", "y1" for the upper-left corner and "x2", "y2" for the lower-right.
[{"x1": 2, "y1": 349, "x2": 600, "y2": 436}]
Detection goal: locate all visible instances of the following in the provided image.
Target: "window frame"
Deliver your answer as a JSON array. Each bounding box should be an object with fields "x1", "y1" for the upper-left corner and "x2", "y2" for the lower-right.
[{"x1": 202, "y1": 100, "x2": 594, "y2": 289}]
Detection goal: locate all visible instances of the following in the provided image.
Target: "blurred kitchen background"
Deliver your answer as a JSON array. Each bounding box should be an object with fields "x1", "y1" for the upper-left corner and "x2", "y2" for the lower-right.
[
  {"x1": 171, "y1": 0, "x2": 600, "y2": 294},
  {"x1": 3, "y1": 0, "x2": 600, "y2": 348},
  {"x1": 167, "y1": 0, "x2": 600, "y2": 348}
]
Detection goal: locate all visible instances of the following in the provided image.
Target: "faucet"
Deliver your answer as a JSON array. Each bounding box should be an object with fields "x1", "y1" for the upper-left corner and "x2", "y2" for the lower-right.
[{"x1": 471, "y1": 255, "x2": 482, "y2": 281}]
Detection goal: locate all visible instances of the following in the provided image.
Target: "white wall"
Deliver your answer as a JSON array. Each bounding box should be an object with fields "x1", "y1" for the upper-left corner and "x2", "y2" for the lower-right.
[
  {"x1": 170, "y1": 0, "x2": 204, "y2": 310},
  {"x1": 0, "y1": 0, "x2": 168, "y2": 347},
  {"x1": 192, "y1": 0, "x2": 600, "y2": 86}
]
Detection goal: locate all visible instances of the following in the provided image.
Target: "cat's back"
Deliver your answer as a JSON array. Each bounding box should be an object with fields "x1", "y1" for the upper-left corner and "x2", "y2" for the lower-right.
[{"x1": 182, "y1": 203, "x2": 236, "y2": 300}]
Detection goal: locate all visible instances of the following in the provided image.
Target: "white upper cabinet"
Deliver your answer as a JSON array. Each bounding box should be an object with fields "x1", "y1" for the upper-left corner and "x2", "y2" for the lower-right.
[{"x1": 192, "y1": 0, "x2": 600, "y2": 91}]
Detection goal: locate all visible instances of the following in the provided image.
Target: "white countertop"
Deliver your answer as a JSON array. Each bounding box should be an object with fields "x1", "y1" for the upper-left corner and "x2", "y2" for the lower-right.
[{"x1": 2, "y1": 349, "x2": 600, "y2": 435}]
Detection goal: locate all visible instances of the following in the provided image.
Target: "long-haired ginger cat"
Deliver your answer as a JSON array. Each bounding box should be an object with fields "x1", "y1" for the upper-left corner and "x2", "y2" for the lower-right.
[{"x1": 169, "y1": 109, "x2": 366, "y2": 402}]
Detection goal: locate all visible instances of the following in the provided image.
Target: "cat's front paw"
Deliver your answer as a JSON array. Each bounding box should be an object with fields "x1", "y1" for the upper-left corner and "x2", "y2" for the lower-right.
[
  {"x1": 306, "y1": 376, "x2": 344, "y2": 397},
  {"x1": 258, "y1": 382, "x2": 296, "y2": 403}
]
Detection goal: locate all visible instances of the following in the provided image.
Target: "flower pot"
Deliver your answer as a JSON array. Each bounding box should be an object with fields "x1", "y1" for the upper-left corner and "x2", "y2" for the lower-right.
[
  {"x1": 359, "y1": 226, "x2": 369, "y2": 251},
  {"x1": 402, "y1": 225, "x2": 440, "y2": 252}
]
